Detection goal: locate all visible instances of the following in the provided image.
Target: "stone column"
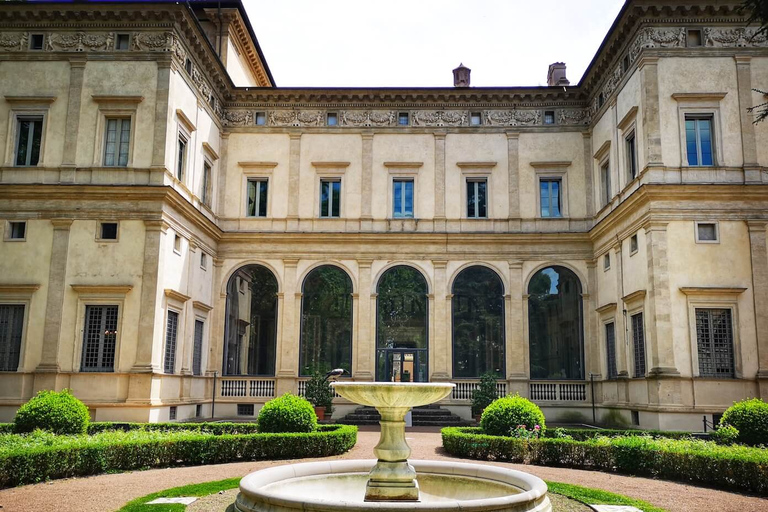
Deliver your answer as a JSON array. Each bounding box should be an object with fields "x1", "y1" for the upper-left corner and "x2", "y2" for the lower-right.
[
  {"x1": 431, "y1": 260, "x2": 450, "y2": 380},
  {"x1": 643, "y1": 221, "x2": 678, "y2": 376},
  {"x1": 506, "y1": 261, "x2": 526, "y2": 380},
  {"x1": 151, "y1": 56, "x2": 172, "y2": 169},
  {"x1": 506, "y1": 132, "x2": 520, "y2": 223},
  {"x1": 747, "y1": 222, "x2": 768, "y2": 396},
  {"x1": 735, "y1": 56, "x2": 760, "y2": 182},
  {"x1": 132, "y1": 220, "x2": 166, "y2": 372},
  {"x1": 582, "y1": 133, "x2": 595, "y2": 217},
  {"x1": 287, "y1": 134, "x2": 301, "y2": 228},
  {"x1": 355, "y1": 259, "x2": 374, "y2": 380},
  {"x1": 276, "y1": 259, "x2": 299, "y2": 395},
  {"x1": 36, "y1": 218, "x2": 73, "y2": 372},
  {"x1": 639, "y1": 57, "x2": 663, "y2": 168},
  {"x1": 361, "y1": 133, "x2": 374, "y2": 227},
  {"x1": 434, "y1": 133, "x2": 446, "y2": 228},
  {"x1": 60, "y1": 57, "x2": 86, "y2": 178}
]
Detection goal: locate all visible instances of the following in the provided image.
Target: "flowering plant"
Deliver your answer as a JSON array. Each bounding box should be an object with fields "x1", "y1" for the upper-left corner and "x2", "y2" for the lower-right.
[{"x1": 510, "y1": 424, "x2": 541, "y2": 440}]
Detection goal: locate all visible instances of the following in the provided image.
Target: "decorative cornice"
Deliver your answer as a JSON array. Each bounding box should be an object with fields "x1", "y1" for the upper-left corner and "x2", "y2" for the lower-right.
[
  {"x1": 164, "y1": 288, "x2": 191, "y2": 303},
  {"x1": 384, "y1": 162, "x2": 423, "y2": 169},
  {"x1": 679, "y1": 287, "x2": 747, "y2": 296},
  {"x1": 530, "y1": 161, "x2": 571, "y2": 169},
  {"x1": 671, "y1": 92, "x2": 727, "y2": 102},
  {"x1": 457, "y1": 162, "x2": 497, "y2": 169},
  {"x1": 201, "y1": 142, "x2": 219, "y2": 160},
  {"x1": 192, "y1": 300, "x2": 213, "y2": 312},
  {"x1": 92, "y1": 95, "x2": 143, "y2": 105},
  {"x1": 622, "y1": 289, "x2": 647, "y2": 304},
  {"x1": 312, "y1": 161, "x2": 350, "y2": 169},
  {"x1": 595, "y1": 302, "x2": 617, "y2": 314},
  {"x1": 71, "y1": 285, "x2": 133, "y2": 295},
  {"x1": 0, "y1": 284, "x2": 40, "y2": 295},
  {"x1": 594, "y1": 140, "x2": 612, "y2": 161},
  {"x1": 4, "y1": 95, "x2": 56, "y2": 105},
  {"x1": 175, "y1": 108, "x2": 196, "y2": 132},
  {"x1": 617, "y1": 106, "x2": 638, "y2": 131},
  {"x1": 239, "y1": 161, "x2": 277, "y2": 169}
]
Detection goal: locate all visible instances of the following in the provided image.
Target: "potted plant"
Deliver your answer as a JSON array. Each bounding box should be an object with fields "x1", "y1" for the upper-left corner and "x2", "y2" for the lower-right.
[
  {"x1": 471, "y1": 371, "x2": 500, "y2": 423},
  {"x1": 304, "y1": 372, "x2": 334, "y2": 421}
]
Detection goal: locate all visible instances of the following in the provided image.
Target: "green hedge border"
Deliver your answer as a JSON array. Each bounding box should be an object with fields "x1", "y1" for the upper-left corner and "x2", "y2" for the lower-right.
[
  {"x1": 442, "y1": 427, "x2": 767, "y2": 496},
  {"x1": 0, "y1": 422, "x2": 264, "y2": 435},
  {"x1": 0, "y1": 424, "x2": 356, "y2": 488}
]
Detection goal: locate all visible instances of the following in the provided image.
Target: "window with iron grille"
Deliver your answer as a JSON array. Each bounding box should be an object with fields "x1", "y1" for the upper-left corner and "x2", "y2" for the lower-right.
[
  {"x1": 0, "y1": 305, "x2": 24, "y2": 372},
  {"x1": 193, "y1": 319, "x2": 204, "y2": 376},
  {"x1": 164, "y1": 310, "x2": 179, "y2": 374},
  {"x1": 631, "y1": 312, "x2": 646, "y2": 377},
  {"x1": 196, "y1": 404, "x2": 203, "y2": 417},
  {"x1": 696, "y1": 308, "x2": 734, "y2": 378},
  {"x1": 169, "y1": 405, "x2": 177, "y2": 420},
  {"x1": 81, "y1": 305, "x2": 118, "y2": 372},
  {"x1": 237, "y1": 404, "x2": 254, "y2": 416},
  {"x1": 605, "y1": 321, "x2": 617, "y2": 379}
]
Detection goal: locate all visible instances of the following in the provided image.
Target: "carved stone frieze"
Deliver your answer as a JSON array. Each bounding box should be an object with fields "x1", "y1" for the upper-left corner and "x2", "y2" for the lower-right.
[
  {"x1": 131, "y1": 31, "x2": 174, "y2": 52},
  {"x1": 0, "y1": 32, "x2": 27, "y2": 51},
  {"x1": 412, "y1": 110, "x2": 467, "y2": 126},
  {"x1": 223, "y1": 110, "x2": 253, "y2": 127},
  {"x1": 340, "y1": 110, "x2": 396, "y2": 127},
  {"x1": 268, "y1": 110, "x2": 325, "y2": 127},
  {"x1": 483, "y1": 110, "x2": 540, "y2": 126},
  {"x1": 46, "y1": 32, "x2": 114, "y2": 52},
  {"x1": 558, "y1": 109, "x2": 591, "y2": 126},
  {"x1": 704, "y1": 27, "x2": 768, "y2": 47}
]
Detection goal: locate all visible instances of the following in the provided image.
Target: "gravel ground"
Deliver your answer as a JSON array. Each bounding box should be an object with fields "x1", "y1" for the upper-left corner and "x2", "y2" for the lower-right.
[{"x1": 0, "y1": 427, "x2": 764, "y2": 512}]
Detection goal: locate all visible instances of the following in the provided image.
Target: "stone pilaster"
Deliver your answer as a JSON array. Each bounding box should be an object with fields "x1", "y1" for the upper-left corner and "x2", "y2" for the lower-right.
[
  {"x1": 361, "y1": 133, "x2": 374, "y2": 223},
  {"x1": 747, "y1": 222, "x2": 768, "y2": 396},
  {"x1": 582, "y1": 132, "x2": 595, "y2": 217},
  {"x1": 151, "y1": 55, "x2": 172, "y2": 169},
  {"x1": 643, "y1": 221, "x2": 678, "y2": 376},
  {"x1": 611, "y1": 245, "x2": 628, "y2": 377},
  {"x1": 276, "y1": 259, "x2": 299, "y2": 395},
  {"x1": 180, "y1": 239, "x2": 198, "y2": 376},
  {"x1": 504, "y1": 261, "x2": 525, "y2": 382},
  {"x1": 287, "y1": 134, "x2": 301, "y2": 226},
  {"x1": 132, "y1": 220, "x2": 166, "y2": 372},
  {"x1": 355, "y1": 259, "x2": 374, "y2": 380},
  {"x1": 35, "y1": 218, "x2": 73, "y2": 373},
  {"x1": 60, "y1": 57, "x2": 86, "y2": 174},
  {"x1": 216, "y1": 134, "x2": 230, "y2": 214},
  {"x1": 639, "y1": 57, "x2": 663, "y2": 168},
  {"x1": 431, "y1": 260, "x2": 449, "y2": 380},
  {"x1": 207, "y1": 257, "x2": 226, "y2": 377},
  {"x1": 735, "y1": 56, "x2": 761, "y2": 182},
  {"x1": 433, "y1": 133, "x2": 446, "y2": 226},
  {"x1": 506, "y1": 132, "x2": 520, "y2": 221},
  {"x1": 586, "y1": 258, "x2": 600, "y2": 377}
]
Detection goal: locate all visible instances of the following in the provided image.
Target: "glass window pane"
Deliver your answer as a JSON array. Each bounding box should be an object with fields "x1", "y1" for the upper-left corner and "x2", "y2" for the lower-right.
[
  {"x1": 16, "y1": 120, "x2": 30, "y2": 166},
  {"x1": 118, "y1": 119, "x2": 130, "y2": 166},
  {"x1": 300, "y1": 266, "x2": 353, "y2": 376},
  {"x1": 477, "y1": 181, "x2": 487, "y2": 218},
  {"x1": 377, "y1": 266, "x2": 428, "y2": 349},
  {"x1": 104, "y1": 119, "x2": 117, "y2": 166},
  {"x1": 331, "y1": 181, "x2": 341, "y2": 217},
  {"x1": 320, "y1": 181, "x2": 330, "y2": 217},
  {"x1": 0, "y1": 304, "x2": 25, "y2": 371},
  {"x1": 467, "y1": 181, "x2": 476, "y2": 217},
  {"x1": 29, "y1": 119, "x2": 42, "y2": 166},
  {"x1": 540, "y1": 181, "x2": 549, "y2": 217},
  {"x1": 258, "y1": 181, "x2": 268, "y2": 217},
  {"x1": 393, "y1": 180, "x2": 403, "y2": 216},
  {"x1": 224, "y1": 265, "x2": 278, "y2": 376},
  {"x1": 404, "y1": 180, "x2": 413, "y2": 216},
  {"x1": 699, "y1": 119, "x2": 713, "y2": 166},
  {"x1": 551, "y1": 181, "x2": 561, "y2": 217},
  {"x1": 685, "y1": 120, "x2": 698, "y2": 166},
  {"x1": 528, "y1": 266, "x2": 584, "y2": 380},
  {"x1": 632, "y1": 313, "x2": 646, "y2": 377}
]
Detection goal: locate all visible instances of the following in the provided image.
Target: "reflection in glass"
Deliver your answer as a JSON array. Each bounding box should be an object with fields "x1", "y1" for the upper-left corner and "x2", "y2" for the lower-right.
[
  {"x1": 224, "y1": 265, "x2": 278, "y2": 376},
  {"x1": 528, "y1": 266, "x2": 584, "y2": 380},
  {"x1": 377, "y1": 266, "x2": 428, "y2": 350},
  {"x1": 452, "y1": 266, "x2": 504, "y2": 378},
  {"x1": 300, "y1": 265, "x2": 353, "y2": 376}
]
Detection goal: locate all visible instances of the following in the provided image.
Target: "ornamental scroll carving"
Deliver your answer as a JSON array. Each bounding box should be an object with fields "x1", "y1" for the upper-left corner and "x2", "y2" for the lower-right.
[
  {"x1": 46, "y1": 32, "x2": 114, "y2": 52},
  {"x1": 223, "y1": 110, "x2": 253, "y2": 127},
  {"x1": 131, "y1": 31, "x2": 174, "y2": 52},
  {"x1": 558, "y1": 109, "x2": 591, "y2": 125},
  {"x1": 704, "y1": 27, "x2": 768, "y2": 47},
  {"x1": 483, "y1": 110, "x2": 541, "y2": 126},
  {"x1": 340, "y1": 110, "x2": 396, "y2": 127},
  {"x1": 0, "y1": 32, "x2": 28, "y2": 51},
  {"x1": 268, "y1": 110, "x2": 325, "y2": 127},
  {"x1": 412, "y1": 110, "x2": 467, "y2": 126}
]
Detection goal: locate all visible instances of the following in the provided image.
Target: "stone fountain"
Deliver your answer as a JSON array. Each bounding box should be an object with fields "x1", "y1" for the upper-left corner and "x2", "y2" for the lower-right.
[{"x1": 235, "y1": 382, "x2": 552, "y2": 511}]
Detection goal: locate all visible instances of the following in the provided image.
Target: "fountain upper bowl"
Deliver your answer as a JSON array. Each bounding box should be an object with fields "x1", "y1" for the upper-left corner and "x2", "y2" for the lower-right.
[{"x1": 331, "y1": 382, "x2": 455, "y2": 408}]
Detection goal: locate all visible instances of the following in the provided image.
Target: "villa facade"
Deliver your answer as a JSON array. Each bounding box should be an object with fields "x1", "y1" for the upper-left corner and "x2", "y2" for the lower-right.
[{"x1": 1, "y1": 0, "x2": 768, "y2": 430}]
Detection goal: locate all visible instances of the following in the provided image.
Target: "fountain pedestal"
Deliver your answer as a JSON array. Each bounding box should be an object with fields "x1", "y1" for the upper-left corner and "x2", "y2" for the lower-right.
[{"x1": 366, "y1": 407, "x2": 418, "y2": 501}]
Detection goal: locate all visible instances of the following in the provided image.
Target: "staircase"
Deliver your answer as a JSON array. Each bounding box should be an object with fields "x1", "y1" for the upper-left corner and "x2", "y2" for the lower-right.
[{"x1": 338, "y1": 404, "x2": 473, "y2": 427}]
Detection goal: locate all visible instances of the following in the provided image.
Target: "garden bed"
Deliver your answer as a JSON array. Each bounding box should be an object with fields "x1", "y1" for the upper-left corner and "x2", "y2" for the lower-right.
[
  {"x1": 442, "y1": 426, "x2": 768, "y2": 496},
  {"x1": 0, "y1": 424, "x2": 357, "y2": 488}
]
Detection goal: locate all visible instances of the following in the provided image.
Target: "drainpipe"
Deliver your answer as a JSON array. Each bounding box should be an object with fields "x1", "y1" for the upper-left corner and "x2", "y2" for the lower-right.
[{"x1": 211, "y1": 370, "x2": 217, "y2": 419}]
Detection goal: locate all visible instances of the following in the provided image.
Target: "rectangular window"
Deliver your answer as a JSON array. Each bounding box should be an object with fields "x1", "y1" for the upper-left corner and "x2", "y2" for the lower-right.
[
  {"x1": 470, "y1": 112, "x2": 482, "y2": 125},
  {"x1": 326, "y1": 113, "x2": 338, "y2": 126},
  {"x1": 685, "y1": 116, "x2": 714, "y2": 166},
  {"x1": 630, "y1": 234, "x2": 638, "y2": 254},
  {"x1": 200, "y1": 252, "x2": 207, "y2": 270},
  {"x1": 193, "y1": 319, "x2": 204, "y2": 376},
  {"x1": 603, "y1": 253, "x2": 610, "y2": 270},
  {"x1": 626, "y1": 132, "x2": 637, "y2": 180},
  {"x1": 255, "y1": 112, "x2": 267, "y2": 125},
  {"x1": 320, "y1": 179, "x2": 341, "y2": 218},
  {"x1": 601, "y1": 162, "x2": 611, "y2": 206},
  {"x1": 99, "y1": 222, "x2": 118, "y2": 240},
  {"x1": 393, "y1": 179, "x2": 414, "y2": 218},
  {"x1": 184, "y1": 58, "x2": 192, "y2": 74},
  {"x1": 622, "y1": 55, "x2": 630, "y2": 73},
  {"x1": 8, "y1": 221, "x2": 26, "y2": 241},
  {"x1": 237, "y1": 404, "x2": 254, "y2": 416},
  {"x1": 605, "y1": 321, "x2": 618, "y2": 379},
  {"x1": 173, "y1": 234, "x2": 181, "y2": 254},
  {"x1": 0, "y1": 304, "x2": 24, "y2": 372},
  {"x1": 176, "y1": 133, "x2": 188, "y2": 181},
  {"x1": 539, "y1": 179, "x2": 562, "y2": 218},
  {"x1": 201, "y1": 161, "x2": 212, "y2": 207},
  {"x1": 687, "y1": 29, "x2": 702, "y2": 47},
  {"x1": 196, "y1": 404, "x2": 203, "y2": 417},
  {"x1": 631, "y1": 312, "x2": 646, "y2": 378},
  {"x1": 103, "y1": 118, "x2": 131, "y2": 167},
  {"x1": 398, "y1": 112, "x2": 409, "y2": 125},
  {"x1": 115, "y1": 33, "x2": 130, "y2": 50},
  {"x1": 15, "y1": 116, "x2": 43, "y2": 166},
  {"x1": 81, "y1": 305, "x2": 118, "y2": 372},
  {"x1": 247, "y1": 179, "x2": 268, "y2": 217},
  {"x1": 164, "y1": 310, "x2": 179, "y2": 374},
  {"x1": 169, "y1": 406, "x2": 177, "y2": 420},
  {"x1": 696, "y1": 308, "x2": 734, "y2": 378},
  {"x1": 466, "y1": 179, "x2": 487, "y2": 218},
  {"x1": 696, "y1": 222, "x2": 719, "y2": 243},
  {"x1": 544, "y1": 111, "x2": 555, "y2": 125},
  {"x1": 30, "y1": 34, "x2": 44, "y2": 50}
]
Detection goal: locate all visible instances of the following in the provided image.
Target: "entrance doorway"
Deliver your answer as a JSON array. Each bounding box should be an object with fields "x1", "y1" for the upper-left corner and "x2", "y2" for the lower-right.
[{"x1": 378, "y1": 349, "x2": 427, "y2": 382}]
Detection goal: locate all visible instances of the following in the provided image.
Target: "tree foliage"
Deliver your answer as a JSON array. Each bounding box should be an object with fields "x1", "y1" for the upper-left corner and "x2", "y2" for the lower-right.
[{"x1": 742, "y1": 0, "x2": 768, "y2": 122}]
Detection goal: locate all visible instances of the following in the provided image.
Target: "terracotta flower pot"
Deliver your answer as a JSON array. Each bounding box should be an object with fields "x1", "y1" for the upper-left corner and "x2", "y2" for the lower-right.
[{"x1": 314, "y1": 406, "x2": 325, "y2": 421}]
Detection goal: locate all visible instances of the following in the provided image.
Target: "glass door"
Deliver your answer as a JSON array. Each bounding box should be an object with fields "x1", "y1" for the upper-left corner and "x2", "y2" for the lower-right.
[{"x1": 379, "y1": 349, "x2": 427, "y2": 382}]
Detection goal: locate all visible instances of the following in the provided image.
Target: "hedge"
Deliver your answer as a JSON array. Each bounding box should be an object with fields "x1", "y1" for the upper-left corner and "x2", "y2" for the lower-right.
[
  {"x1": 442, "y1": 427, "x2": 768, "y2": 496},
  {"x1": 0, "y1": 422, "x2": 263, "y2": 435},
  {"x1": 0, "y1": 424, "x2": 356, "y2": 488},
  {"x1": 546, "y1": 428, "x2": 703, "y2": 441}
]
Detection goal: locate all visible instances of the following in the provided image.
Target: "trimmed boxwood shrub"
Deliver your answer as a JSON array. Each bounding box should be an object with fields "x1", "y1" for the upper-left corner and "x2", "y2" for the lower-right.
[
  {"x1": 720, "y1": 398, "x2": 768, "y2": 446},
  {"x1": 257, "y1": 393, "x2": 317, "y2": 433},
  {"x1": 13, "y1": 390, "x2": 89, "y2": 435},
  {"x1": 442, "y1": 427, "x2": 768, "y2": 496},
  {"x1": 480, "y1": 394, "x2": 546, "y2": 436},
  {"x1": 542, "y1": 428, "x2": 700, "y2": 441},
  {"x1": 0, "y1": 424, "x2": 356, "y2": 488}
]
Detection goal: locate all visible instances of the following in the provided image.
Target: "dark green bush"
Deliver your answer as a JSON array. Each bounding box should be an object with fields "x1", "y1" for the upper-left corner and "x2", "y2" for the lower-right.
[
  {"x1": 442, "y1": 427, "x2": 768, "y2": 496},
  {"x1": 13, "y1": 390, "x2": 89, "y2": 435},
  {"x1": 542, "y1": 428, "x2": 698, "y2": 441},
  {"x1": 86, "y1": 422, "x2": 262, "y2": 435},
  {"x1": 0, "y1": 424, "x2": 356, "y2": 488},
  {"x1": 471, "y1": 372, "x2": 499, "y2": 416},
  {"x1": 711, "y1": 424, "x2": 739, "y2": 445},
  {"x1": 720, "y1": 398, "x2": 768, "y2": 446},
  {"x1": 480, "y1": 394, "x2": 546, "y2": 436},
  {"x1": 303, "y1": 372, "x2": 334, "y2": 410},
  {"x1": 256, "y1": 393, "x2": 317, "y2": 433}
]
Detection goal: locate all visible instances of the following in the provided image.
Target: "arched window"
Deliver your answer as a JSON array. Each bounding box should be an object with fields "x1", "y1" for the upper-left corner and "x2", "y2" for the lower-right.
[
  {"x1": 300, "y1": 265, "x2": 353, "y2": 376},
  {"x1": 452, "y1": 266, "x2": 505, "y2": 378},
  {"x1": 376, "y1": 266, "x2": 428, "y2": 382},
  {"x1": 223, "y1": 265, "x2": 278, "y2": 376},
  {"x1": 528, "y1": 266, "x2": 584, "y2": 380}
]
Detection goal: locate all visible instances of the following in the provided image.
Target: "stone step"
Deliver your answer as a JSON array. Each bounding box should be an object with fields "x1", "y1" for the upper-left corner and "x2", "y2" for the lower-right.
[{"x1": 339, "y1": 404, "x2": 469, "y2": 427}]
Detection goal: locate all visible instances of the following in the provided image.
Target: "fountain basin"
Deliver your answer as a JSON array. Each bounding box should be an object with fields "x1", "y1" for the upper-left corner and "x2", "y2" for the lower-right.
[
  {"x1": 235, "y1": 459, "x2": 552, "y2": 511},
  {"x1": 332, "y1": 382, "x2": 455, "y2": 408}
]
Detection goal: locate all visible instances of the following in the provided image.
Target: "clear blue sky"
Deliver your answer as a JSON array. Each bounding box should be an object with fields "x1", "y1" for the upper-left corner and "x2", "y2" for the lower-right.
[{"x1": 244, "y1": 0, "x2": 626, "y2": 87}]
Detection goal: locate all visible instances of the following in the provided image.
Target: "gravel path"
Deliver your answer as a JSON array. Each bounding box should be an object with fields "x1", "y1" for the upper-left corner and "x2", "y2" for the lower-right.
[{"x1": 0, "y1": 427, "x2": 764, "y2": 512}]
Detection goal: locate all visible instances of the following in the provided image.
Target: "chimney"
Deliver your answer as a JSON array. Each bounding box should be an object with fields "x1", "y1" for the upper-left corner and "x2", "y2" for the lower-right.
[
  {"x1": 453, "y1": 63, "x2": 471, "y2": 87},
  {"x1": 547, "y1": 62, "x2": 570, "y2": 86}
]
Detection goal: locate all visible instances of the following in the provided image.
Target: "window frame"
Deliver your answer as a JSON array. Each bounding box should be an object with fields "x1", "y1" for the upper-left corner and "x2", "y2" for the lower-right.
[
  {"x1": 91, "y1": 96, "x2": 141, "y2": 168},
  {"x1": 538, "y1": 177, "x2": 564, "y2": 218},
  {"x1": 13, "y1": 115, "x2": 44, "y2": 167},
  {"x1": 200, "y1": 252, "x2": 208, "y2": 271},
  {"x1": 695, "y1": 220, "x2": 719, "y2": 244},
  {"x1": 175, "y1": 130, "x2": 189, "y2": 183},
  {"x1": 319, "y1": 178, "x2": 343, "y2": 218},
  {"x1": 694, "y1": 308, "x2": 736, "y2": 379},
  {"x1": 625, "y1": 130, "x2": 638, "y2": 181},
  {"x1": 5, "y1": 220, "x2": 27, "y2": 242},
  {"x1": 192, "y1": 317, "x2": 205, "y2": 377},
  {"x1": 115, "y1": 33, "x2": 131, "y2": 50},
  {"x1": 29, "y1": 34, "x2": 45, "y2": 50},
  {"x1": 96, "y1": 221, "x2": 119, "y2": 242},
  {"x1": 465, "y1": 177, "x2": 488, "y2": 219},
  {"x1": 673, "y1": 93, "x2": 726, "y2": 168},
  {"x1": 604, "y1": 320, "x2": 618, "y2": 379},
  {"x1": 0, "y1": 303, "x2": 27, "y2": 372},
  {"x1": 603, "y1": 253, "x2": 611, "y2": 271},
  {"x1": 201, "y1": 158, "x2": 213, "y2": 208},
  {"x1": 173, "y1": 233, "x2": 182, "y2": 255},
  {"x1": 71, "y1": 285, "x2": 130, "y2": 374},
  {"x1": 600, "y1": 159, "x2": 611, "y2": 207},
  {"x1": 630, "y1": 311, "x2": 647, "y2": 378},
  {"x1": 163, "y1": 308, "x2": 181, "y2": 374},
  {"x1": 392, "y1": 178, "x2": 415, "y2": 218},
  {"x1": 630, "y1": 234, "x2": 639, "y2": 256},
  {"x1": 246, "y1": 178, "x2": 269, "y2": 218},
  {"x1": 533, "y1": 163, "x2": 569, "y2": 219},
  {"x1": 80, "y1": 304, "x2": 120, "y2": 373},
  {"x1": 102, "y1": 117, "x2": 132, "y2": 167}
]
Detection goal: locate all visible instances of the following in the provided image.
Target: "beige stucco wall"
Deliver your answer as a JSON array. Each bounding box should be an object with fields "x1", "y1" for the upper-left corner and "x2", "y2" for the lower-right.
[{"x1": 226, "y1": 38, "x2": 259, "y2": 87}]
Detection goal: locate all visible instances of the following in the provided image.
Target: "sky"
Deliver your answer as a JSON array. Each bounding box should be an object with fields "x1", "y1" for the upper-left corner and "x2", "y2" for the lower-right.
[{"x1": 243, "y1": 0, "x2": 627, "y2": 88}]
